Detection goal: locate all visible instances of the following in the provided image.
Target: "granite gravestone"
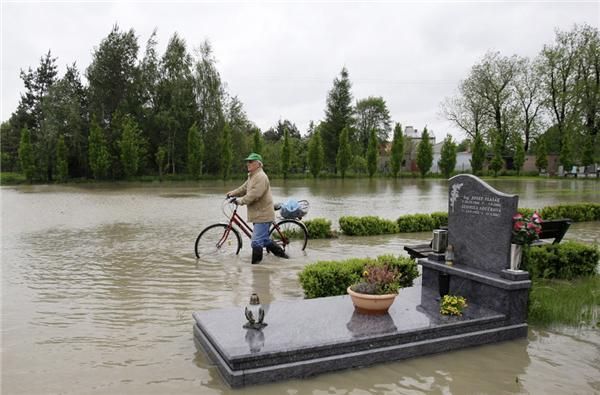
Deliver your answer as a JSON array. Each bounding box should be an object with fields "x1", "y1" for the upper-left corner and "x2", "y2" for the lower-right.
[{"x1": 448, "y1": 174, "x2": 518, "y2": 273}]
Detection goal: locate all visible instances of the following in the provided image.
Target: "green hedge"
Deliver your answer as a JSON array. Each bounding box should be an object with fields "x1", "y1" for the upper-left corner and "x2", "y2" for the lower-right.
[
  {"x1": 518, "y1": 203, "x2": 600, "y2": 222},
  {"x1": 298, "y1": 255, "x2": 419, "y2": 299},
  {"x1": 523, "y1": 241, "x2": 599, "y2": 280},
  {"x1": 304, "y1": 218, "x2": 335, "y2": 239},
  {"x1": 339, "y1": 216, "x2": 398, "y2": 236}
]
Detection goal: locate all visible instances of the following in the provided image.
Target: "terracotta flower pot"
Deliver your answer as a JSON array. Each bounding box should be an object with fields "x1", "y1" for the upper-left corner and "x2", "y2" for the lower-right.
[{"x1": 347, "y1": 286, "x2": 397, "y2": 315}]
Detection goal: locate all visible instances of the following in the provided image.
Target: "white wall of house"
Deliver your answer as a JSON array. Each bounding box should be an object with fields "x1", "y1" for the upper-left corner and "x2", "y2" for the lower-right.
[{"x1": 431, "y1": 152, "x2": 472, "y2": 173}]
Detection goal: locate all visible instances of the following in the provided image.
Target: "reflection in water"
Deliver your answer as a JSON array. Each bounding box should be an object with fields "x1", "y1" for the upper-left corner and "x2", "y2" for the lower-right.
[
  {"x1": 346, "y1": 311, "x2": 398, "y2": 337},
  {"x1": 2, "y1": 180, "x2": 599, "y2": 394},
  {"x1": 245, "y1": 329, "x2": 266, "y2": 353}
]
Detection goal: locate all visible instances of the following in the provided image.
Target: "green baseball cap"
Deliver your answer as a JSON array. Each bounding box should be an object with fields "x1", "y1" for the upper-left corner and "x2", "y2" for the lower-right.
[{"x1": 244, "y1": 153, "x2": 263, "y2": 162}]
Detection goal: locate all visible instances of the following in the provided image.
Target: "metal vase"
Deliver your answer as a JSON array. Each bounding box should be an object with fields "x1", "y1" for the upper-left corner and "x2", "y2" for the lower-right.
[{"x1": 509, "y1": 243, "x2": 523, "y2": 271}]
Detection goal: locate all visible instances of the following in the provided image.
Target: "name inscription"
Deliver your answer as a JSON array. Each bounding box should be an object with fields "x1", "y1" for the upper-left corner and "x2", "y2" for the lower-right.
[{"x1": 459, "y1": 195, "x2": 502, "y2": 217}]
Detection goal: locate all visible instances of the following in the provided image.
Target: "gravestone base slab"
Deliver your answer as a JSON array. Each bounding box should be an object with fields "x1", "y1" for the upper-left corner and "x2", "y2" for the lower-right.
[
  {"x1": 193, "y1": 284, "x2": 527, "y2": 388},
  {"x1": 500, "y1": 269, "x2": 530, "y2": 281}
]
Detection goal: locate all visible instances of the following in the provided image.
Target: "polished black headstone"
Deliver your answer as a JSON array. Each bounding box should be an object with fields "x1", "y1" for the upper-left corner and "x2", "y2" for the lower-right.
[{"x1": 448, "y1": 174, "x2": 518, "y2": 273}]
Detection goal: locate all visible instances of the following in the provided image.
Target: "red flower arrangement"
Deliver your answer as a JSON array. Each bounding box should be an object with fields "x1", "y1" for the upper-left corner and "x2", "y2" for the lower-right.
[{"x1": 512, "y1": 212, "x2": 543, "y2": 245}]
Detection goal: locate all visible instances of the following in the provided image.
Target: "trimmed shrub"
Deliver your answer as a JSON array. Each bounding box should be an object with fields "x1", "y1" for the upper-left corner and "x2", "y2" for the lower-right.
[
  {"x1": 523, "y1": 241, "x2": 599, "y2": 280},
  {"x1": 298, "y1": 255, "x2": 419, "y2": 299},
  {"x1": 540, "y1": 203, "x2": 600, "y2": 222},
  {"x1": 304, "y1": 218, "x2": 335, "y2": 239},
  {"x1": 339, "y1": 216, "x2": 398, "y2": 236},
  {"x1": 397, "y1": 213, "x2": 436, "y2": 232},
  {"x1": 431, "y1": 212, "x2": 448, "y2": 228}
]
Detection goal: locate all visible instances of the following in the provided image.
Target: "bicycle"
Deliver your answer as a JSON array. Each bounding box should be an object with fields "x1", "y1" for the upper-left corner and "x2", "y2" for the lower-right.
[{"x1": 194, "y1": 198, "x2": 308, "y2": 259}]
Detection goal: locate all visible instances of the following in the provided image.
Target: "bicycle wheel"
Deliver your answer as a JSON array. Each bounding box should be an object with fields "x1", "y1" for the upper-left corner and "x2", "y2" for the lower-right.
[
  {"x1": 269, "y1": 219, "x2": 308, "y2": 253},
  {"x1": 195, "y1": 224, "x2": 242, "y2": 259}
]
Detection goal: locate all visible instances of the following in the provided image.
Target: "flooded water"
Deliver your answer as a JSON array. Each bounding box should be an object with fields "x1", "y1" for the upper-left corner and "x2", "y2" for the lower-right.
[{"x1": 2, "y1": 178, "x2": 599, "y2": 394}]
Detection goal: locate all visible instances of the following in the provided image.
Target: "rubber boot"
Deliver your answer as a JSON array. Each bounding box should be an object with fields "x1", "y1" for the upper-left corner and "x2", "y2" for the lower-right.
[
  {"x1": 251, "y1": 247, "x2": 263, "y2": 264},
  {"x1": 266, "y1": 242, "x2": 289, "y2": 259}
]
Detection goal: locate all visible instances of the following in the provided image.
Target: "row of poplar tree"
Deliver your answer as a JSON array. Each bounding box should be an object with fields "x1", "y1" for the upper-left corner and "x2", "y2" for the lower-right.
[{"x1": 2, "y1": 23, "x2": 598, "y2": 182}]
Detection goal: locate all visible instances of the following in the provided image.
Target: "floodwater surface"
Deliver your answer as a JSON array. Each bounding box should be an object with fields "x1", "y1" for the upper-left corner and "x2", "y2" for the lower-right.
[{"x1": 2, "y1": 178, "x2": 599, "y2": 394}]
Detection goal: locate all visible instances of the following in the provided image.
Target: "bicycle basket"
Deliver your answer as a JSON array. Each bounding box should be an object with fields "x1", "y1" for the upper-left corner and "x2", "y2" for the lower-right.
[{"x1": 280, "y1": 199, "x2": 309, "y2": 219}]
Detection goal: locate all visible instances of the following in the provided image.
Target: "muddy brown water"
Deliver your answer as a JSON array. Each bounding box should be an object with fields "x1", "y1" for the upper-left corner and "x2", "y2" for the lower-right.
[{"x1": 2, "y1": 178, "x2": 599, "y2": 394}]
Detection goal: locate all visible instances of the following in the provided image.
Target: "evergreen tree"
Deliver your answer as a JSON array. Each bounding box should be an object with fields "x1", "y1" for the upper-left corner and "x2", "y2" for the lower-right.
[
  {"x1": 390, "y1": 123, "x2": 404, "y2": 178},
  {"x1": 513, "y1": 136, "x2": 525, "y2": 175},
  {"x1": 118, "y1": 116, "x2": 146, "y2": 178},
  {"x1": 470, "y1": 133, "x2": 486, "y2": 175},
  {"x1": 534, "y1": 136, "x2": 548, "y2": 171},
  {"x1": 559, "y1": 131, "x2": 573, "y2": 169},
  {"x1": 56, "y1": 134, "x2": 68, "y2": 182},
  {"x1": 581, "y1": 134, "x2": 595, "y2": 166},
  {"x1": 88, "y1": 118, "x2": 110, "y2": 179},
  {"x1": 187, "y1": 122, "x2": 204, "y2": 179},
  {"x1": 281, "y1": 128, "x2": 291, "y2": 179},
  {"x1": 18, "y1": 127, "x2": 36, "y2": 182},
  {"x1": 321, "y1": 67, "x2": 354, "y2": 172},
  {"x1": 489, "y1": 133, "x2": 504, "y2": 177},
  {"x1": 307, "y1": 128, "x2": 324, "y2": 178},
  {"x1": 220, "y1": 122, "x2": 233, "y2": 180},
  {"x1": 252, "y1": 128, "x2": 263, "y2": 155},
  {"x1": 336, "y1": 126, "x2": 352, "y2": 178},
  {"x1": 416, "y1": 127, "x2": 433, "y2": 177},
  {"x1": 367, "y1": 128, "x2": 378, "y2": 178},
  {"x1": 438, "y1": 135, "x2": 457, "y2": 178}
]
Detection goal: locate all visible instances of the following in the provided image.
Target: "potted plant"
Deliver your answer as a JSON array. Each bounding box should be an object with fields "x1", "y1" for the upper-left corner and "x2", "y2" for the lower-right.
[
  {"x1": 510, "y1": 211, "x2": 543, "y2": 271},
  {"x1": 347, "y1": 263, "x2": 402, "y2": 315}
]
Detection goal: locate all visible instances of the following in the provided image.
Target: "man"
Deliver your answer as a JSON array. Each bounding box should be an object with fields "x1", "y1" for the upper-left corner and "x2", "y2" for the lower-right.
[{"x1": 227, "y1": 153, "x2": 289, "y2": 264}]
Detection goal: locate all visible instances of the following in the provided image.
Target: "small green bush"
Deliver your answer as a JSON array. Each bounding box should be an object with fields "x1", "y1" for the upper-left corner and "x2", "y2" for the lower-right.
[
  {"x1": 304, "y1": 218, "x2": 335, "y2": 239},
  {"x1": 523, "y1": 241, "x2": 599, "y2": 280},
  {"x1": 540, "y1": 203, "x2": 600, "y2": 222},
  {"x1": 298, "y1": 255, "x2": 419, "y2": 299},
  {"x1": 431, "y1": 212, "x2": 448, "y2": 228},
  {"x1": 397, "y1": 213, "x2": 436, "y2": 232},
  {"x1": 339, "y1": 216, "x2": 398, "y2": 236}
]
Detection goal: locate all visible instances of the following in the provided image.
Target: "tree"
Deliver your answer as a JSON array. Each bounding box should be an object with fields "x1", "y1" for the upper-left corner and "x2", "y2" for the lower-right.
[
  {"x1": 559, "y1": 129, "x2": 573, "y2": 168},
  {"x1": 307, "y1": 128, "x2": 324, "y2": 178},
  {"x1": 156, "y1": 146, "x2": 167, "y2": 181},
  {"x1": 416, "y1": 128, "x2": 433, "y2": 177},
  {"x1": 513, "y1": 136, "x2": 525, "y2": 175},
  {"x1": 187, "y1": 122, "x2": 203, "y2": 179},
  {"x1": 55, "y1": 135, "x2": 69, "y2": 182},
  {"x1": 440, "y1": 76, "x2": 487, "y2": 140},
  {"x1": 194, "y1": 40, "x2": 226, "y2": 176},
  {"x1": 366, "y1": 128, "x2": 378, "y2": 178},
  {"x1": 355, "y1": 96, "x2": 391, "y2": 154},
  {"x1": 18, "y1": 127, "x2": 36, "y2": 182},
  {"x1": 534, "y1": 136, "x2": 548, "y2": 171},
  {"x1": 470, "y1": 52, "x2": 520, "y2": 153},
  {"x1": 281, "y1": 128, "x2": 291, "y2": 179},
  {"x1": 118, "y1": 116, "x2": 146, "y2": 178},
  {"x1": 438, "y1": 135, "x2": 457, "y2": 178},
  {"x1": 86, "y1": 25, "x2": 141, "y2": 176},
  {"x1": 336, "y1": 126, "x2": 352, "y2": 178},
  {"x1": 158, "y1": 32, "x2": 196, "y2": 175},
  {"x1": 489, "y1": 133, "x2": 504, "y2": 177},
  {"x1": 321, "y1": 67, "x2": 354, "y2": 172},
  {"x1": 390, "y1": 123, "x2": 404, "y2": 178},
  {"x1": 513, "y1": 57, "x2": 544, "y2": 152},
  {"x1": 88, "y1": 118, "x2": 110, "y2": 179},
  {"x1": 252, "y1": 128, "x2": 263, "y2": 155},
  {"x1": 220, "y1": 122, "x2": 233, "y2": 180},
  {"x1": 470, "y1": 133, "x2": 486, "y2": 175}
]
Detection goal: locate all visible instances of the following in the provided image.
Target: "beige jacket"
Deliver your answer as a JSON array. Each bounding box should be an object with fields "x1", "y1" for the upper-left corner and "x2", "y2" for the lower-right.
[{"x1": 228, "y1": 168, "x2": 275, "y2": 223}]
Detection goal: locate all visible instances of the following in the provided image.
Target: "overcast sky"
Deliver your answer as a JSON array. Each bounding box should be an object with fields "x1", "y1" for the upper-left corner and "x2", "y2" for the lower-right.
[{"x1": 2, "y1": 1, "x2": 598, "y2": 142}]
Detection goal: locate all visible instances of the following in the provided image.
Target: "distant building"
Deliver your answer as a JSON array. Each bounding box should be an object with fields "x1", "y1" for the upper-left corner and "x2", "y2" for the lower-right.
[
  {"x1": 431, "y1": 141, "x2": 472, "y2": 173},
  {"x1": 404, "y1": 126, "x2": 436, "y2": 172}
]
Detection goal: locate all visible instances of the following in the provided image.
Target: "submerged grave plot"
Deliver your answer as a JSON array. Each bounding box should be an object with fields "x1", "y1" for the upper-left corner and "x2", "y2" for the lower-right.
[{"x1": 193, "y1": 175, "x2": 531, "y2": 387}]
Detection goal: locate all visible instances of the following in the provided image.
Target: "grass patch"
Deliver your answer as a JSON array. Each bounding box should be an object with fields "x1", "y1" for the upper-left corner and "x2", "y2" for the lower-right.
[{"x1": 528, "y1": 275, "x2": 600, "y2": 328}]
